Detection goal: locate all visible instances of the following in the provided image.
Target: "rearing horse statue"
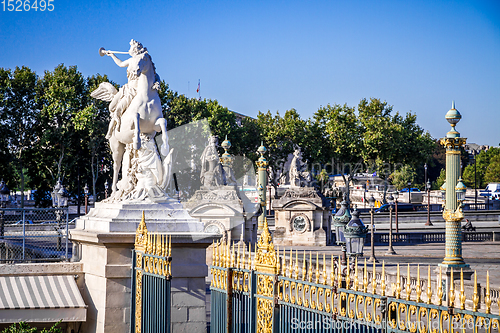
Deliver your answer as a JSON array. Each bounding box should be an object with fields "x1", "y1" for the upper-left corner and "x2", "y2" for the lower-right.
[{"x1": 91, "y1": 40, "x2": 171, "y2": 201}]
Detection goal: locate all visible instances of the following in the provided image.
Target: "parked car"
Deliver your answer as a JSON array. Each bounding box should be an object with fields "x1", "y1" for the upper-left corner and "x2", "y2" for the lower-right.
[
  {"x1": 400, "y1": 188, "x2": 421, "y2": 193},
  {"x1": 480, "y1": 183, "x2": 500, "y2": 200},
  {"x1": 13, "y1": 220, "x2": 34, "y2": 225},
  {"x1": 375, "y1": 203, "x2": 414, "y2": 213}
]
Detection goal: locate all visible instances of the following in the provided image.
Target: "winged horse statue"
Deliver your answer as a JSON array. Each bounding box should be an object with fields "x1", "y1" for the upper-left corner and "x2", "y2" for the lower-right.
[{"x1": 91, "y1": 40, "x2": 173, "y2": 202}]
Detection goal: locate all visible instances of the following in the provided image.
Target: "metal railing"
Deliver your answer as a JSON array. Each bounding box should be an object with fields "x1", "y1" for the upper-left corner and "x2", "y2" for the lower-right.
[
  {"x1": 210, "y1": 240, "x2": 500, "y2": 333},
  {"x1": 0, "y1": 208, "x2": 70, "y2": 262},
  {"x1": 365, "y1": 231, "x2": 494, "y2": 245}
]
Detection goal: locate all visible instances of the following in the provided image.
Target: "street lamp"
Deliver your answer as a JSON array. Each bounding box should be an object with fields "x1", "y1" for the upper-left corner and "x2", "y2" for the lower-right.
[
  {"x1": 425, "y1": 180, "x2": 433, "y2": 226},
  {"x1": 0, "y1": 180, "x2": 10, "y2": 238},
  {"x1": 386, "y1": 193, "x2": 397, "y2": 255},
  {"x1": 333, "y1": 197, "x2": 351, "y2": 266},
  {"x1": 407, "y1": 181, "x2": 412, "y2": 204},
  {"x1": 84, "y1": 184, "x2": 89, "y2": 215},
  {"x1": 456, "y1": 178, "x2": 466, "y2": 203},
  {"x1": 0, "y1": 181, "x2": 9, "y2": 261},
  {"x1": 344, "y1": 209, "x2": 368, "y2": 257},
  {"x1": 368, "y1": 194, "x2": 378, "y2": 263},
  {"x1": 52, "y1": 180, "x2": 69, "y2": 252},
  {"x1": 439, "y1": 101, "x2": 469, "y2": 272},
  {"x1": 104, "y1": 180, "x2": 109, "y2": 199},
  {"x1": 424, "y1": 163, "x2": 428, "y2": 186},
  {"x1": 394, "y1": 191, "x2": 399, "y2": 235}
]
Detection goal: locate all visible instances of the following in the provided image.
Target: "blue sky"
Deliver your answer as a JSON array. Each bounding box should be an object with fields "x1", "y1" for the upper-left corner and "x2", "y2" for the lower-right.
[{"x1": 1, "y1": 0, "x2": 499, "y2": 146}]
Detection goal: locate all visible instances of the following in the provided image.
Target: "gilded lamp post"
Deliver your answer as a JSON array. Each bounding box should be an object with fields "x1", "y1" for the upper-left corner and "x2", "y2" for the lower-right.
[
  {"x1": 439, "y1": 102, "x2": 470, "y2": 273},
  {"x1": 256, "y1": 143, "x2": 268, "y2": 232}
]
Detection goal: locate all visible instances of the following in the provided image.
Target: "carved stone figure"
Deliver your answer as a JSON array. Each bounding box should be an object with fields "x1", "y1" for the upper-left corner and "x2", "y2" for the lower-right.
[
  {"x1": 289, "y1": 148, "x2": 312, "y2": 187},
  {"x1": 200, "y1": 136, "x2": 223, "y2": 188},
  {"x1": 91, "y1": 40, "x2": 173, "y2": 202}
]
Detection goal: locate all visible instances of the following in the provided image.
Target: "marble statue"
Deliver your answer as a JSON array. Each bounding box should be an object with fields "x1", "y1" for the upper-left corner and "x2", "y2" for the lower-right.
[
  {"x1": 91, "y1": 40, "x2": 173, "y2": 202},
  {"x1": 289, "y1": 148, "x2": 312, "y2": 187},
  {"x1": 200, "y1": 136, "x2": 223, "y2": 188}
]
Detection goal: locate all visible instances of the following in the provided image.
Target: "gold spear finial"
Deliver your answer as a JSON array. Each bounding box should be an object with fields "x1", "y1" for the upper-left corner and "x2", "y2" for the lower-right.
[
  {"x1": 321, "y1": 254, "x2": 325, "y2": 285},
  {"x1": 437, "y1": 266, "x2": 443, "y2": 306},
  {"x1": 459, "y1": 268, "x2": 466, "y2": 310},
  {"x1": 315, "y1": 252, "x2": 320, "y2": 284},
  {"x1": 276, "y1": 246, "x2": 280, "y2": 274},
  {"x1": 247, "y1": 243, "x2": 252, "y2": 270},
  {"x1": 237, "y1": 242, "x2": 241, "y2": 269},
  {"x1": 331, "y1": 254, "x2": 335, "y2": 287},
  {"x1": 426, "y1": 266, "x2": 432, "y2": 304},
  {"x1": 416, "y1": 265, "x2": 422, "y2": 302},
  {"x1": 396, "y1": 264, "x2": 401, "y2": 299},
  {"x1": 486, "y1": 271, "x2": 491, "y2": 314},
  {"x1": 406, "y1": 264, "x2": 411, "y2": 301},
  {"x1": 308, "y1": 251, "x2": 313, "y2": 283},
  {"x1": 363, "y1": 259, "x2": 368, "y2": 293},
  {"x1": 449, "y1": 267, "x2": 455, "y2": 308},
  {"x1": 381, "y1": 261, "x2": 386, "y2": 296},
  {"x1": 473, "y1": 270, "x2": 479, "y2": 311},
  {"x1": 168, "y1": 235, "x2": 172, "y2": 257},
  {"x1": 241, "y1": 243, "x2": 246, "y2": 269},
  {"x1": 337, "y1": 255, "x2": 342, "y2": 287},
  {"x1": 371, "y1": 260, "x2": 377, "y2": 294},
  {"x1": 294, "y1": 250, "x2": 299, "y2": 280},
  {"x1": 353, "y1": 257, "x2": 359, "y2": 291},
  {"x1": 346, "y1": 257, "x2": 351, "y2": 289},
  {"x1": 135, "y1": 210, "x2": 148, "y2": 251},
  {"x1": 212, "y1": 241, "x2": 216, "y2": 266},
  {"x1": 302, "y1": 250, "x2": 307, "y2": 281}
]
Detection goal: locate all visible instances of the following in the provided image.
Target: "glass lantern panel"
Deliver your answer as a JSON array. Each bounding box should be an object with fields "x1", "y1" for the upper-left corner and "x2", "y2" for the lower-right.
[{"x1": 335, "y1": 226, "x2": 345, "y2": 244}]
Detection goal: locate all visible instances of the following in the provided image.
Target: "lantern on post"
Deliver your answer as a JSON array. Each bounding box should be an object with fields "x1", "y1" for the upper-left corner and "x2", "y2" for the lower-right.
[
  {"x1": 456, "y1": 178, "x2": 466, "y2": 203},
  {"x1": 344, "y1": 209, "x2": 368, "y2": 257},
  {"x1": 333, "y1": 196, "x2": 351, "y2": 266}
]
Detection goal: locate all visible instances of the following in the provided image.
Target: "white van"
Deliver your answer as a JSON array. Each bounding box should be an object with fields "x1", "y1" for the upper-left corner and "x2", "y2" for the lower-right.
[{"x1": 483, "y1": 183, "x2": 500, "y2": 200}]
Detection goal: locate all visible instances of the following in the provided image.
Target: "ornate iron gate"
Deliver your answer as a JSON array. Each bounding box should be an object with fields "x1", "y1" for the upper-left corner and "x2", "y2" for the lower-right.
[
  {"x1": 211, "y1": 219, "x2": 500, "y2": 333},
  {"x1": 131, "y1": 213, "x2": 172, "y2": 333}
]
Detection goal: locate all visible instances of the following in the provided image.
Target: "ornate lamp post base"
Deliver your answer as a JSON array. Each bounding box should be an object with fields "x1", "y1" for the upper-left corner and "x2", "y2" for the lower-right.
[{"x1": 385, "y1": 247, "x2": 396, "y2": 255}]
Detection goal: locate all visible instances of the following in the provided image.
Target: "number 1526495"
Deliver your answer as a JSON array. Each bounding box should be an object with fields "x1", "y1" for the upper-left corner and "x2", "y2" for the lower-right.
[{"x1": 2, "y1": 0, "x2": 54, "y2": 11}]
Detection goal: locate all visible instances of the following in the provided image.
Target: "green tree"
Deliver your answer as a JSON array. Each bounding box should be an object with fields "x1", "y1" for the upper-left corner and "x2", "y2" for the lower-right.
[
  {"x1": 485, "y1": 154, "x2": 500, "y2": 184},
  {"x1": 312, "y1": 103, "x2": 361, "y2": 198},
  {"x1": 389, "y1": 165, "x2": 417, "y2": 190},
  {"x1": 255, "y1": 109, "x2": 308, "y2": 188},
  {"x1": 29, "y1": 64, "x2": 88, "y2": 205},
  {"x1": 435, "y1": 168, "x2": 446, "y2": 189},
  {"x1": 0, "y1": 67, "x2": 39, "y2": 201},
  {"x1": 462, "y1": 148, "x2": 500, "y2": 188}
]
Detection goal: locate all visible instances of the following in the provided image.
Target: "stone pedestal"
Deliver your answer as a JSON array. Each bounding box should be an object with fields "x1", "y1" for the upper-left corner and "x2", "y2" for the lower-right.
[
  {"x1": 272, "y1": 187, "x2": 331, "y2": 246},
  {"x1": 70, "y1": 201, "x2": 219, "y2": 333},
  {"x1": 184, "y1": 186, "x2": 245, "y2": 242}
]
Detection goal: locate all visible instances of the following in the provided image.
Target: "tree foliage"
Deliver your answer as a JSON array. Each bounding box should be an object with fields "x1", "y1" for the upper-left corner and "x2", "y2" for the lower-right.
[
  {"x1": 1, "y1": 64, "x2": 437, "y2": 204},
  {"x1": 462, "y1": 148, "x2": 500, "y2": 188}
]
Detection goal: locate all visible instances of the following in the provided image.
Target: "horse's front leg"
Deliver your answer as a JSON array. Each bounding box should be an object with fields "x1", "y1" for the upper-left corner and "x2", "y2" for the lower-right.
[
  {"x1": 133, "y1": 112, "x2": 141, "y2": 150},
  {"x1": 154, "y1": 118, "x2": 169, "y2": 156}
]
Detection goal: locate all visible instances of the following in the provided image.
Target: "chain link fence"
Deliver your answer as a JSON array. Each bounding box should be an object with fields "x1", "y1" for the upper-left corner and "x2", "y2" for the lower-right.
[{"x1": 0, "y1": 208, "x2": 71, "y2": 262}]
